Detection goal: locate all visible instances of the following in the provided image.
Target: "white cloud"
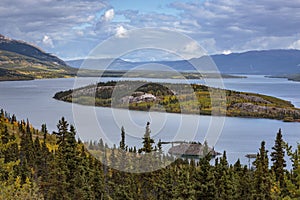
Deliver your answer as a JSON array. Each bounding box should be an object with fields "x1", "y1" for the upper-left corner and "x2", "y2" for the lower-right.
[
  {"x1": 200, "y1": 38, "x2": 217, "y2": 54},
  {"x1": 222, "y1": 50, "x2": 232, "y2": 55},
  {"x1": 169, "y1": 0, "x2": 300, "y2": 53},
  {"x1": 3, "y1": 0, "x2": 300, "y2": 59},
  {"x1": 115, "y1": 25, "x2": 128, "y2": 38},
  {"x1": 174, "y1": 41, "x2": 205, "y2": 59},
  {"x1": 0, "y1": 0, "x2": 107, "y2": 58},
  {"x1": 241, "y1": 36, "x2": 296, "y2": 50},
  {"x1": 87, "y1": 15, "x2": 95, "y2": 22},
  {"x1": 76, "y1": 31, "x2": 84, "y2": 36},
  {"x1": 42, "y1": 35, "x2": 54, "y2": 48},
  {"x1": 227, "y1": 26, "x2": 254, "y2": 34},
  {"x1": 103, "y1": 9, "x2": 114, "y2": 22},
  {"x1": 183, "y1": 41, "x2": 199, "y2": 53},
  {"x1": 95, "y1": 8, "x2": 116, "y2": 34},
  {"x1": 289, "y1": 40, "x2": 300, "y2": 49}
]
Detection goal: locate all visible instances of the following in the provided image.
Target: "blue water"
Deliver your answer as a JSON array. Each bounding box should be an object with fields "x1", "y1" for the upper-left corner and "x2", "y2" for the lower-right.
[{"x1": 0, "y1": 75, "x2": 299, "y2": 167}]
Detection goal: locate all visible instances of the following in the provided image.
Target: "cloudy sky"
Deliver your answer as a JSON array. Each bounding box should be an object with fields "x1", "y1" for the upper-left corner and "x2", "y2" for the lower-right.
[{"x1": 1, "y1": 0, "x2": 300, "y2": 60}]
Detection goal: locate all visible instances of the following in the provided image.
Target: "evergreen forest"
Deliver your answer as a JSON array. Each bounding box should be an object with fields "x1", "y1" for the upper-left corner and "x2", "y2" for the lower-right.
[{"x1": 1, "y1": 109, "x2": 300, "y2": 200}]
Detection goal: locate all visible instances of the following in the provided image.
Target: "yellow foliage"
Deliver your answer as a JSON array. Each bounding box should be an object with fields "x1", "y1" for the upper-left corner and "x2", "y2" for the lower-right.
[
  {"x1": 14, "y1": 176, "x2": 22, "y2": 189},
  {"x1": 46, "y1": 143, "x2": 58, "y2": 151},
  {"x1": 270, "y1": 181, "x2": 281, "y2": 199}
]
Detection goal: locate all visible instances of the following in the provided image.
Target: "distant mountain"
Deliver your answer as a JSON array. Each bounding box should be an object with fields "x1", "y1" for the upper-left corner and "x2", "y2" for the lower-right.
[
  {"x1": 210, "y1": 49, "x2": 300, "y2": 75},
  {"x1": 66, "y1": 58, "x2": 194, "y2": 72},
  {"x1": 0, "y1": 34, "x2": 77, "y2": 80},
  {"x1": 66, "y1": 58, "x2": 133, "y2": 70},
  {"x1": 10, "y1": 34, "x2": 298, "y2": 81},
  {"x1": 67, "y1": 49, "x2": 300, "y2": 75}
]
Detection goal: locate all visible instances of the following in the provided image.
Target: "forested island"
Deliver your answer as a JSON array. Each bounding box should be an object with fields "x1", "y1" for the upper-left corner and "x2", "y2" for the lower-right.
[
  {"x1": 54, "y1": 80, "x2": 300, "y2": 122},
  {"x1": 1, "y1": 109, "x2": 300, "y2": 199},
  {"x1": 268, "y1": 74, "x2": 300, "y2": 82}
]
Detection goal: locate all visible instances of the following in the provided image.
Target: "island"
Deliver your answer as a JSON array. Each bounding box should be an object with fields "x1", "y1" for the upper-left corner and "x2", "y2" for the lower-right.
[
  {"x1": 267, "y1": 74, "x2": 300, "y2": 82},
  {"x1": 53, "y1": 80, "x2": 300, "y2": 122}
]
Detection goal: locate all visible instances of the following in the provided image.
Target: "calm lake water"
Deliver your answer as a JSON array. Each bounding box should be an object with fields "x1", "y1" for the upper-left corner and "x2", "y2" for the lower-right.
[{"x1": 0, "y1": 75, "x2": 300, "y2": 166}]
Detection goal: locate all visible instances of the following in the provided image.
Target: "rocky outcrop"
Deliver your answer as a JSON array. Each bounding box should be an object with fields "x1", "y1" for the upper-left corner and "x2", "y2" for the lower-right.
[
  {"x1": 229, "y1": 102, "x2": 300, "y2": 120},
  {"x1": 168, "y1": 143, "x2": 220, "y2": 157},
  {"x1": 235, "y1": 94, "x2": 271, "y2": 104},
  {"x1": 121, "y1": 93, "x2": 156, "y2": 104}
]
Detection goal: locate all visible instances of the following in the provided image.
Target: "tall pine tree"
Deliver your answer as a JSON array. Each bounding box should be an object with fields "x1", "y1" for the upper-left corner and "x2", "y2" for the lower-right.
[
  {"x1": 253, "y1": 141, "x2": 271, "y2": 199},
  {"x1": 139, "y1": 122, "x2": 154, "y2": 153},
  {"x1": 271, "y1": 129, "x2": 287, "y2": 190}
]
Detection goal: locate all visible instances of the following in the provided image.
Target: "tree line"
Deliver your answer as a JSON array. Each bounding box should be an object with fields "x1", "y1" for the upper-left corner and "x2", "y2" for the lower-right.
[{"x1": 1, "y1": 109, "x2": 300, "y2": 199}]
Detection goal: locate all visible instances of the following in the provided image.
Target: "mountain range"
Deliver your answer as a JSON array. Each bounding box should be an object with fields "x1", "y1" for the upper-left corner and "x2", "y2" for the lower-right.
[
  {"x1": 67, "y1": 49, "x2": 300, "y2": 75},
  {"x1": 1, "y1": 33, "x2": 300, "y2": 81}
]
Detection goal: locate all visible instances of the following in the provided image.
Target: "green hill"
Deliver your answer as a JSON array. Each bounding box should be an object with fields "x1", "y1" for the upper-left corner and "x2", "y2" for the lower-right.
[{"x1": 0, "y1": 34, "x2": 78, "y2": 80}]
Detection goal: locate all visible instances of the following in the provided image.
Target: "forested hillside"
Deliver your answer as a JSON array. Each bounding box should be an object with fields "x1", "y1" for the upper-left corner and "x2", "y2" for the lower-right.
[{"x1": 1, "y1": 110, "x2": 300, "y2": 199}]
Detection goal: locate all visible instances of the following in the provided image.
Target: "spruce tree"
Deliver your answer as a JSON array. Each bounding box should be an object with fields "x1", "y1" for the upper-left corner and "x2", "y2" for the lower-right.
[
  {"x1": 1, "y1": 125, "x2": 19, "y2": 163},
  {"x1": 119, "y1": 126, "x2": 128, "y2": 171},
  {"x1": 19, "y1": 122, "x2": 35, "y2": 183},
  {"x1": 53, "y1": 117, "x2": 69, "y2": 145},
  {"x1": 139, "y1": 122, "x2": 154, "y2": 153},
  {"x1": 285, "y1": 143, "x2": 300, "y2": 198},
  {"x1": 46, "y1": 155, "x2": 69, "y2": 200},
  {"x1": 253, "y1": 141, "x2": 271, "y2": 199},
  {"x1": 271, "y1": 129, "x2": 286, "y2": 189},
  {"x1": 194, "y1": 155, "x2": 216, "y2": 200},
  {"x1": 91, "y1": 159, "x2": 105, "y2": 199},
  {"x1": 64, "y1": 125, "x2": 78, "y2": 199},
  {"x1": 39, "y1": 124, "x2": 52, "y2": 198},
  {"x1": 174, "y1": 169, "x2": 195, "y2": 199},
  {"x1": 33, "y1": 136, "x2": 42, "y2": 180},
  {"x1": 215, "y1": 151, "x2": 236, "y2": 199},
  {"x1": 119, "y1": 126, "x2": 126, "y2": 151}
]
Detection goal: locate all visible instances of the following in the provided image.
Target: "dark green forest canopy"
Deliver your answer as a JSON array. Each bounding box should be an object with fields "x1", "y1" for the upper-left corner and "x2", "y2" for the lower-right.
[
  {"x1": 1, "y1": 109, "x2": 300, "y2": 199},
  {"x1": 54, "y1": 80, "x2": 300, "y2": 122}
]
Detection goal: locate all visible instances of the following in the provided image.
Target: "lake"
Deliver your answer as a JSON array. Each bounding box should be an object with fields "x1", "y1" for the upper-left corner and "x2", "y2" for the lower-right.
[{"x1": 0, "y1": 75, "x2": 300, "y2": 166}]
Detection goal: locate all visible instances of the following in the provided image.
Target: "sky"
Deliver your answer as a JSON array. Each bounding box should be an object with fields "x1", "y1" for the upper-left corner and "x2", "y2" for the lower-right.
[{"x1": 1, "y1": 0, "x2": 300, "y2": 61}]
